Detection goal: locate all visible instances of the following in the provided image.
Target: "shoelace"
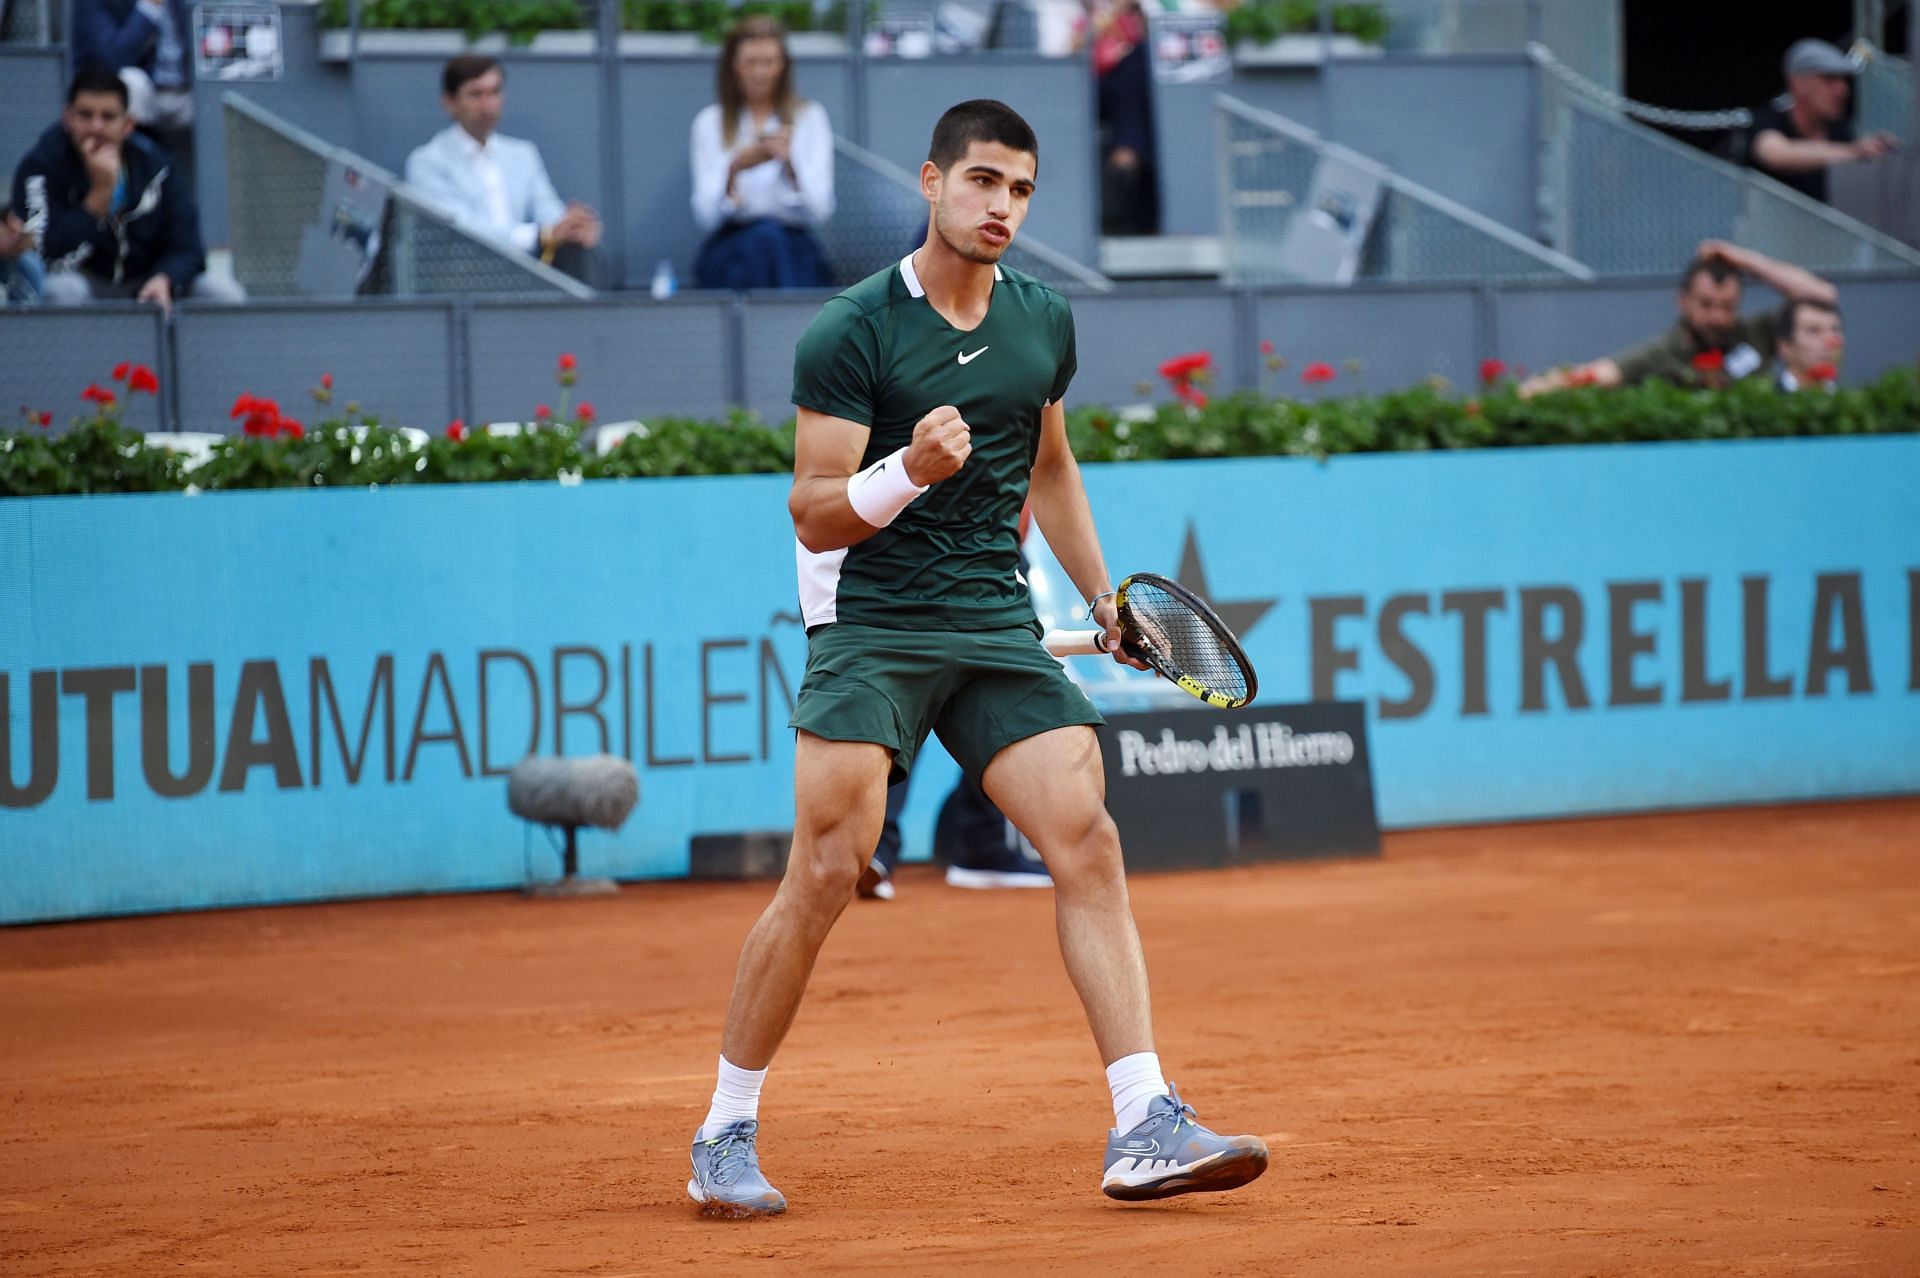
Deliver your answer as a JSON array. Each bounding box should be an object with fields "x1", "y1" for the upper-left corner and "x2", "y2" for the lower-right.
[{"x1": 703, "y1": 1126, "x2": 757, "y2": 1186}]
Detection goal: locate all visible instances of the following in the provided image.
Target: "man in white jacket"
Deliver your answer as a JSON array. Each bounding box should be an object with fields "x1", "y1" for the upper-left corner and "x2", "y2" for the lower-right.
[{"x1": 404, "y1": 56, "x2": 601, "y2": 261}]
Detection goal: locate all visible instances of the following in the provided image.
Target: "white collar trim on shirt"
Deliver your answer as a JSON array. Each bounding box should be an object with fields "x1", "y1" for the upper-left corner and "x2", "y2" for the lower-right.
[{"x1": 898, "y1": 252, "x2": 1001, "y2": 299}]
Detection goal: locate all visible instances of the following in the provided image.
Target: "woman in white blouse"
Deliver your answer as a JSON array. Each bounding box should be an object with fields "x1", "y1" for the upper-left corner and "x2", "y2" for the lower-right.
[{"x1": 690, "y1": 17, "x2": 835, "y2": 290}]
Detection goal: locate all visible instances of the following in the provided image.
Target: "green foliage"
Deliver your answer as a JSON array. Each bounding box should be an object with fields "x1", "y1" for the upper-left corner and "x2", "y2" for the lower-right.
[
  {"x1": 1224, "y1": 2, "x2": 1389, "y2": 47},
  {"x1": 0, "y1": 417, "x2": 186, "y2": 497},
  {"x1": 5, "y1": 373, "x2": 1916, "y2": 498},
  {"x1": 319, "y1": 0, "x2": 844, "y2": 40}
]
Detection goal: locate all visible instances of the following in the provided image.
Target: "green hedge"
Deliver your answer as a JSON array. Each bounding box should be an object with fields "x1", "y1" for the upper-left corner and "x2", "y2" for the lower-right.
[
  {"x1": 316, "y1": 0, "x2": 845, "y2": 43},
  {"x1": 1224, "y1": 2, "x2": 1390, "y2": 47},
  {"x1": 8, "y1": 372, "x2": 1916, "y2": 499}
]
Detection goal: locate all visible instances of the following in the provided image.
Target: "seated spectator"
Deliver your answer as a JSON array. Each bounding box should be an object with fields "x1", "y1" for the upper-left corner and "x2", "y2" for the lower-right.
[
  {"x1": 405, "y1": 56, "x2": 602, "y2": 262},
  {"x1": 689, "y1": 16, "x2": 834, "y2": 290},
  {"x1": 72, "y1": 0, "x2": 195, "y2": 169},
  {"x1": 1774, "y1": 298, "x2": 1845, "y2": 392},
  {"x1": 2, "y1": 208, "x2": 45, "y2": 306},
  {"x1": 12, "y1": 68, "x2": 242, "y2": 310},
  {"x1": 1518, "y1": 241, "x2": 1836, "y2": 396},
  {"x1": 1745, "y1": 39, "x2": 1900, "y2": 205}
]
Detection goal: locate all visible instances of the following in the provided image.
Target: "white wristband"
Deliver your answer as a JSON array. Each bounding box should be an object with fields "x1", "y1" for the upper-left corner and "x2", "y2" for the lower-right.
[{"x1": 846, "y1": 446, "x2": 928, "y2": 528}]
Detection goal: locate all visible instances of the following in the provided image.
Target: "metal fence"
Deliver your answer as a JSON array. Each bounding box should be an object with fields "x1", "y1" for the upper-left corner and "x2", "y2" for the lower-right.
[
  {"x1": 1216, "y1": 94, "x2": 1591, "y2": 287},
  {"x1": 0, "y1": 0, "x2": 54, "y2": 43},
  {"x1": 1854, "y1": 43, "x2": 1913, "y2": 140},
  {"x1": 825, "y1": 136, "x2": 1113, "y2": 291},
  {"x1": 1535, "y1": 51, "x2": 1920, "y2": 278},
  {"x1": 223, "y1": 94, "x2": 593, "y2": 300}
]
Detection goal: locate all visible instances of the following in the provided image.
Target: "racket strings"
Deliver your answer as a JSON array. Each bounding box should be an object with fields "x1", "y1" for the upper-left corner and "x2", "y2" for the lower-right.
[{"x1": 1123, "y1": 582, "x2": 1250, "y2": 700}]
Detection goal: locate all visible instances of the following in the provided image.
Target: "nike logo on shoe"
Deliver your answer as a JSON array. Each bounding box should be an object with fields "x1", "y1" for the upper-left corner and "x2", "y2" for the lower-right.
[{"x1": 958, "y1": 346, "x2": 989, "y2": 364}]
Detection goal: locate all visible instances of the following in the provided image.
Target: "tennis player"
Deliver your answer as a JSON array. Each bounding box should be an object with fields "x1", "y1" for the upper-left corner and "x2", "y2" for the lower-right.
[{"x1": 688, "y1": 99, "x2": 1268, "y2": 1216}]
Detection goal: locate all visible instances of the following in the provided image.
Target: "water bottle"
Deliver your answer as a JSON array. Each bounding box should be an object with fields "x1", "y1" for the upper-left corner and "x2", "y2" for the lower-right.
[{"x1": 650, "y1": 259, "x2": 677, "y2": 300}]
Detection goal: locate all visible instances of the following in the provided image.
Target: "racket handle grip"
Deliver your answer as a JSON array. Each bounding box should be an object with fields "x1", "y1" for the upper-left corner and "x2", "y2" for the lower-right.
[{"x1": 1042, "y1": 628, "x2": 1113, "y2": 657}]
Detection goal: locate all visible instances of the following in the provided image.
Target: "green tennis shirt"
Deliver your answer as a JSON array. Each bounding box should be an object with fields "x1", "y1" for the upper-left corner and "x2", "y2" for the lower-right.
[{"x1": 790, "y1": 253, "x2": 1077, "y2": 631}]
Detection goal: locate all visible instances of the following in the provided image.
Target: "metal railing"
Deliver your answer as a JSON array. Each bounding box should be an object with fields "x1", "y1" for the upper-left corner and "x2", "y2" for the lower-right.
[
  {"x1": 825, "y1": 136, "x2": 1113, "y2": 292},
  {"x1": 223, "y1": 94, "x2": 593, "y2": 299},
  {"x1": 1216, "y1": 93, "x2": 1591, "y2": 287},
  {"x1": 1534, "y1": 50, "x2": 1920, "y2": 278},
  {"x1": 1854, "y1": 43, "x2": 1913, "y2": 140}
]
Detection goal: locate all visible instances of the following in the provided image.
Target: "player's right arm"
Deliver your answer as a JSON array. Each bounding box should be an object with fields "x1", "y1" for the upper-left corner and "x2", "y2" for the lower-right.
[{"x1": 788, "y1": 405, "x2": 972, "y2": 553}]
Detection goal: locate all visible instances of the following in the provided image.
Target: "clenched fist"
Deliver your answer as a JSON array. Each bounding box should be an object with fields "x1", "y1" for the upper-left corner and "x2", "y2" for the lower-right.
[{"x1": 902, "y1": 405, "x2": 971, "y2": 485}]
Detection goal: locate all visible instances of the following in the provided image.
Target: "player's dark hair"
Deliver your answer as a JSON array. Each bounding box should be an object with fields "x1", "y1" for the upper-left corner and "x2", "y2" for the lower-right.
[
  {"x1": 1778, "y1": 296, "x2": 1841, "y2": 340},
  {"x1": 67, "y1": 66, "x2": 129, "y2": 109},
  {"x1": 1679, "y1": 258, "x2": 1739, "y2": 292},
  {"x1": 442, "y1": 55, "x2": 503, "y2": 98},
  {"x1": 928, "y1": 99, "x2": 1038, "y2": 175}
]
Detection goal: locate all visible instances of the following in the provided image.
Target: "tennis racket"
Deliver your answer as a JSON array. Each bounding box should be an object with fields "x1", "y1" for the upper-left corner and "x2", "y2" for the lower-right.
[{"x1": 1042, "y1": 572, "x2": 1259, "y2": 709}]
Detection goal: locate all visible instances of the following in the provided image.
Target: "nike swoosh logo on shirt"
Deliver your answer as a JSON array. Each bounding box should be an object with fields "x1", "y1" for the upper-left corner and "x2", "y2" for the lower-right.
[{"x1": 958, "y1": 346, "x2": 989, "y2": 365}]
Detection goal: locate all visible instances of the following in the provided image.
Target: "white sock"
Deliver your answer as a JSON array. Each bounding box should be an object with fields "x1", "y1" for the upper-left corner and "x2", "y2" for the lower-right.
[
  {"x1": 1106, "y1": 1051, "x2": 1169, "y2": 1134},
  {"x1": 701, "y1": 1055, "x2": 766, "y2": 1136}
]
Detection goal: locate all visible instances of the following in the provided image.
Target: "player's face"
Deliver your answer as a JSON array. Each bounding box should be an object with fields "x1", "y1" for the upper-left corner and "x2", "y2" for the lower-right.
[
  {"x1": 1782, "y1": 308, "x2": 1844, "y2": 375},
  {"x1": 927, "y1": 141, "x2": 1036, "y2": 265},
  {"x1": 63, "y1": 91, "x2": 132, "y2": 152},
  {"x1": 446, "y1": 69, "x2": 505, "y2": 141},
  {"x1": 1679, "y1": 275, "x2": 1741, "y2": 347}
]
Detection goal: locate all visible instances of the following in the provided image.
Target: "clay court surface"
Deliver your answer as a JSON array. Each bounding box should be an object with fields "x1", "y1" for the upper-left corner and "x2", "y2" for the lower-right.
[{"x1": 2, "y1": 800, "x2": 1916, "y2": 1276}]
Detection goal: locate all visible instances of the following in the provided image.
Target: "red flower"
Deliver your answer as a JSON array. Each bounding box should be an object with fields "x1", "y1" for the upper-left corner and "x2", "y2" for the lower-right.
[
  {"x1": 1691, "y1": 349, "x2": 1725, "y2": 372},
  {"x1": 447, "y1": 420, "x2": 468, "y2": 441},
  {"x1": 81, "y1": 383, "x2": 116, "y2": 406},
  {"x1": 1258, "y1": 339, "x2": 1275, "y2": 356},
  {"x1": 1157, "y1": 351, "x2": 1212, "y2": 380},
  {"x1": 557, "y1": 353, "x2": 577, "y2": 372},
  {"x1": 575, "y1": 402, "x2": 596, "y2": 424},
  {"x1": 127, "y1": 364, "x2": 159, "y2": 395},
  {"x1": 281, "y1": 419, "x2": 304, "y2": 439},
  {"x1": 38, "y1": 411, "x2": 53, "y2": 428},
  {"x1": 1479, "y1": 358, "x2": 1506, "y2": 384},
  {"x1": 534, "y1": 404, "x2": 553, "y2": 420},
  {"x1": 1806, "y1": 362, "x2": 1838, "y2": 384},
  {"x1": 1566, "y1": 369, "x2": 1598, "y2": 388},
  {"x1": 231, "y1": 393, "x2": 257, "y2": 417},
  {"x1": 112, "y1": 361, "x2": 131, "y2": 381},
  {"x1": 1301, "y1": 362, "x2": 1337, "y2": 385},
  {"x1": 320, "y1": 372, "x2": 333, "y2": 389}
]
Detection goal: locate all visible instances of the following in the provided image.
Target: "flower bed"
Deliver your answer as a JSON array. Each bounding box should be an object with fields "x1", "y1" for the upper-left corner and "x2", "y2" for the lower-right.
[
  {"x1": 315, "y1": 0, "x2": 844, "y2": 43},
  {"x1": 6, "y1": 354, "x2": 1916, "y2": 498}
]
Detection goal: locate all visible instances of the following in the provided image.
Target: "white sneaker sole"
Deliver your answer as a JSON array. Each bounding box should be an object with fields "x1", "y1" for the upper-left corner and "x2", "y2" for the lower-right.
[{"x1": 945, "y1": 865, "x2": 1052, "y2": 890}]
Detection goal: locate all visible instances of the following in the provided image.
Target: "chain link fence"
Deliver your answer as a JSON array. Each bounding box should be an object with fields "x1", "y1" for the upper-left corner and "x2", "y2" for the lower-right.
[
  {"x1": 824, "y1": 136, "x2": 1112, "y2": 292},
  {"x1": 223, "y1": 94, "x2": 591, "y2": 299},
  {"x1": 1854, "y1": 44, "x2": 1913, "y2": 140},
  {"x1": 0, "y1": 0, "x2": 54, "y2": 43},
  {"x1": 1216, "y1": 94, "x2": 1590, "y2": 287},
  {"x1": 1535, "y1": 55, "x2": 1920, "y2": 278}
]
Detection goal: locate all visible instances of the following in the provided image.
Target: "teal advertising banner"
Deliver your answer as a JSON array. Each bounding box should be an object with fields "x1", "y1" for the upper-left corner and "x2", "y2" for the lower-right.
[{"x1": 4, "y1": 437, "x2": 1917, "y2": 922}]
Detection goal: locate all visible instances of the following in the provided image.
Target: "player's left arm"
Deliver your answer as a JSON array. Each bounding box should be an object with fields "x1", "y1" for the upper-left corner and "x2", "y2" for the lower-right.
[{"x1": 1028, "y1": 399, "x2": 1142, "y2": 666}]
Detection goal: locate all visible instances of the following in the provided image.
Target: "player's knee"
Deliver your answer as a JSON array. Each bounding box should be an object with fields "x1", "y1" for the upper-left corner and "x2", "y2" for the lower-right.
[{"x1": 1045, "y1": 806, "x2": 1124, "y2": 886}]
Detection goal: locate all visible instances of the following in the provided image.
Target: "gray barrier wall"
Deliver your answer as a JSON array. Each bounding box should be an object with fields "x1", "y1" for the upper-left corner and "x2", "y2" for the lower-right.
[
  {"x1": 0, "y1": 47, "x2": 65, "y2": 200},
  {"x1": 9, "y1": 274, "x2": 1916, "y2": 435}
]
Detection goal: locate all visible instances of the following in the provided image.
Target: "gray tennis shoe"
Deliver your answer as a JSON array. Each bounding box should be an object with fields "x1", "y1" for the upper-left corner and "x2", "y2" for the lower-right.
[
  {"x1": 1101, "y1": 1085, "x2": 1268, "y2": 1201},
  {"x1": 688, "y1": 1119, "x2": 786, "y2": 1218}
]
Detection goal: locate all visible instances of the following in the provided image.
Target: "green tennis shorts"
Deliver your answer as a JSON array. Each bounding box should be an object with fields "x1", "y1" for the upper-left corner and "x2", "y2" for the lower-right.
[{"x1": 790, "y1": 622, "x2": 1104, "y2": 783}]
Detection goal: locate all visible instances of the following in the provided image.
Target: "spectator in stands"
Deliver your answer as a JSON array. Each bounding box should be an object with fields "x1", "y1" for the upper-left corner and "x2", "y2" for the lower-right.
[
  {"x1": 689, "y1": 16, "x2": 834, "y2": 290},
  {"x1": 12, "y1": 68, "x2": 241, "y2": 310},
  {"x1": 1518, "y1": 241, "x2": 1836, "y2": 396},
  {"x1": 71, "y1": 0, "x2": 194, "y2": 140},
  {"x1": 1774, "y1": 298, "x2": 1845, "y2": 392},
  {"x1": 405, "y1": 56, "x2": 602, "y2": 263},
  {"x1": 1744, "y1": 38, "x2": 1900, "y2": 205},
  {"x1": 1, "y1": 208, "x2": 45, "y2": 305},
  {"x1": 1080, "y1": 0, "x2": 1160, "y2": 236}
]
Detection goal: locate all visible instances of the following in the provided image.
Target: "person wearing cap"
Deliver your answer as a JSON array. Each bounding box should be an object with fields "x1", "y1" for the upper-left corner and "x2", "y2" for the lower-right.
[{"x1": 1745, "y1": 38, "x2": 1901, "y2": 204}]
